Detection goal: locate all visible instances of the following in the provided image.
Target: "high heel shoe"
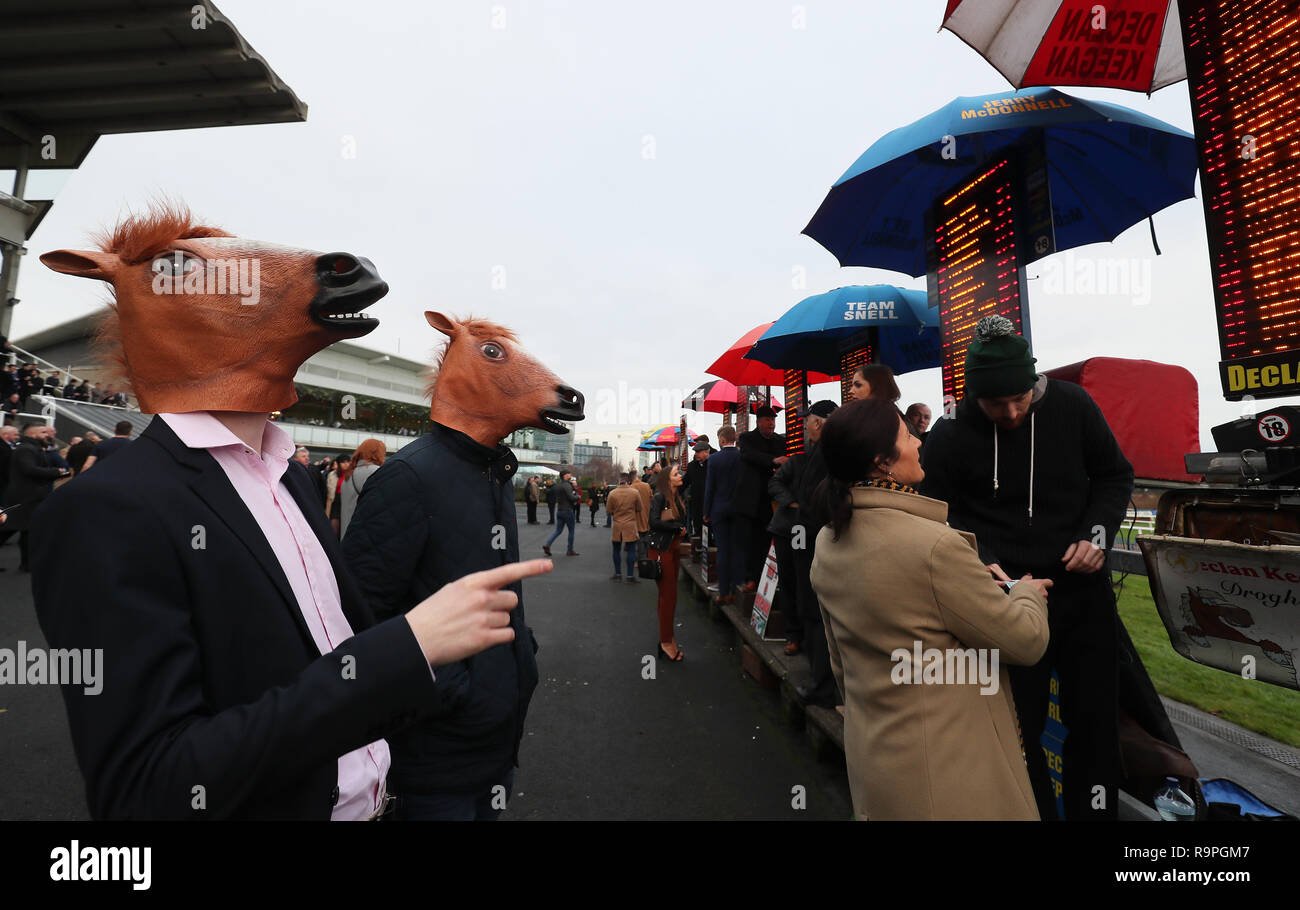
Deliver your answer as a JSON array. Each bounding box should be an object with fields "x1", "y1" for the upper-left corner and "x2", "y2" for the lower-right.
[{"x1": 658, "y1": 643, "x2": 684, "y2": 662}]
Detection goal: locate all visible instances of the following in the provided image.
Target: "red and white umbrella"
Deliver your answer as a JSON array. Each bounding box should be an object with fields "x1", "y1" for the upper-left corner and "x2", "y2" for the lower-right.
[{"x1": 941, "y1": 0, "x2": 1186, "y2": 94}]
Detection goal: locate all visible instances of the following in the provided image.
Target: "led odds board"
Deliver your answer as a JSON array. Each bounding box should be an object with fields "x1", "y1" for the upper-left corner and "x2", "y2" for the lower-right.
[
  {"x1": 1181, "y1": 0, "x2": 1300, "y2": 400},
  {"x1": 925, "y1": 154, "x2": 1037, "y2": 405}
]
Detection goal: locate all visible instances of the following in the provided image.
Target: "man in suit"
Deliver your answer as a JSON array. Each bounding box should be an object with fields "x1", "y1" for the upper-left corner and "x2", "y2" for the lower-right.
[
  {"x1": 682, "y1": 441, "x2": 710, "y2": 538},
  {"x1": 703, "y1": 425, "x2": 744, "y2": 604},
  {"x1": 3, "y1": 422, "x2": 69, "y2": 571},
  {"x1": 735, "y1": 405, "x2": 787, "y2": 589},
  {"x1": 32, "y1": 220, "x2": 548, "y2": 819}
]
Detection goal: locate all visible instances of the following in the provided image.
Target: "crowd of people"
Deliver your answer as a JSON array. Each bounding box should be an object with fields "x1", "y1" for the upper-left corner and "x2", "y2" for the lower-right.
[
  {"x1": 0, "y1": 419, "x2": 138, "y2": 571},
  {"x1": 8, "y1": 314, "x2": 1136, "y2": 822},
  {"x1": 2, "y1": 362, "x2": 130, "y2": 419},
  {"x1": 622, "y1": 316, "x2": 1134, "y2": 822}
]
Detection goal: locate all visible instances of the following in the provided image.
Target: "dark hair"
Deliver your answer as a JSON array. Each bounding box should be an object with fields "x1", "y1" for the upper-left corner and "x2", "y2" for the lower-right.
[
  {"x1": 854, "y1": 364, "x2": 901, "y2": 403},
  {"x1": 115, "y1": 420, "x2": 132, "y2": 435},
  {"x1": 655, "y1": 463, "x2": 684, "y2": 515},
  {"x1": 814, "y1": 398, "x2": 905, "y2": 541}
]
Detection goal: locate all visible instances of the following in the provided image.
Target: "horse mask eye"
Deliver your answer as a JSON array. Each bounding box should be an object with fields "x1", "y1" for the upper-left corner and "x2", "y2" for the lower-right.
[
  {"x1": 151, "y1": 251, "x2": 204, "y2": 278},
  {"x1": 481, "y1": 342, "x2": 506, "y2": 360}
]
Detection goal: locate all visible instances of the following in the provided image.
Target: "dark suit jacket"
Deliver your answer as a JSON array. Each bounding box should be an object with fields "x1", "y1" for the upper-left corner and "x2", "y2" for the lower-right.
[
  {"x1": 3, "y1": 437, "x2": 62, "y2": 532},
  {"x1": 703, "y1": 446, "x2": 740, "y2": 521},
  {"x1": 734, "y1": 429, "x2": 786, "y2": 518},
  {"x1": 31, "y1": 415, "x2": 438, "y2": 819}
]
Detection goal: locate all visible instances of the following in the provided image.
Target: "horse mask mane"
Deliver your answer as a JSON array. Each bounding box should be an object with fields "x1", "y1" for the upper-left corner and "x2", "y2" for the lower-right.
[
  {"x1": 424, "y1": 311, "x2": 585, "y2": 448},
  {"x1": 40, "y1": 204, "x2": 389, "y2": 414}
]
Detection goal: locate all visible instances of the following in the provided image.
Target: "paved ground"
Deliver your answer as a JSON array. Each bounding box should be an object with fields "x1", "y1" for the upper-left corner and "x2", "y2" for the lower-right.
[{"x1": 0, "y1": 506, "x2": 853, "y2": 820}]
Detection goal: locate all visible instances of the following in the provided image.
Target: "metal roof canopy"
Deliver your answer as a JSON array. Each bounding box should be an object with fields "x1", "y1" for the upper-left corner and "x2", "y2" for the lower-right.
[{"x1": 0, "y1": 0, "x2": 308, "y2": 170}]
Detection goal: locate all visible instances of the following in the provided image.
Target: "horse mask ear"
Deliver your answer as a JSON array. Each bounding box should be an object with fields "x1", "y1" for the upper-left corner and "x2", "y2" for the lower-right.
[
  {"x1": 40, "y1": 249, "x2": 121, "y2": 281},
  {"x1": 425, "y1": 311, "x2": 460, "y2": 338}
]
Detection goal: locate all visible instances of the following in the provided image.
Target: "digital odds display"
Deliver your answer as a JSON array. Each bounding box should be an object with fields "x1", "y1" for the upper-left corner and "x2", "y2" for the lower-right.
[
  {"x1": 1181, "y1": 0, "x2": 1300, "y2": 400},
  {"x1": 926, "y1": 157, "x2": 1030, "y2": 405},
  {"x1": 783, "y1": 369, "x2": 806, "y2": 456}
]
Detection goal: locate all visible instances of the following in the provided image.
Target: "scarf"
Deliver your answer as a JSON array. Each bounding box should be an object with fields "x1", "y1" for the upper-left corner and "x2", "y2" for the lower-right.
[{"x1": 855, "y1": 477, "x2": 919, "y2": 496}]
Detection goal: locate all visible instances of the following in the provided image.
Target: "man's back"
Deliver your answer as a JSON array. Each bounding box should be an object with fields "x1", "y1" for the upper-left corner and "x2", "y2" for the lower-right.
[{"x1": 91, "y1": 435, "x2": 131, "y2": 463}]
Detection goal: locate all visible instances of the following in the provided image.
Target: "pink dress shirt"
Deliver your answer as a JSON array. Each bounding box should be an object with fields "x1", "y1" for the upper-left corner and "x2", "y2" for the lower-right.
[{"x1": 160, "y1": 412, "x2": 389, "y2": 821}]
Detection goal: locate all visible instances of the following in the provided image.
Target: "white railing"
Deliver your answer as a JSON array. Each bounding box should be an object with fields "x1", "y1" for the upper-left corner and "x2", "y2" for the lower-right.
[
  {"x1": 0, "y1": 409, "x2": 53, "y2": 429},
  {"x1": 4, "y1": 342, "x2": 85, "y2": 387}
]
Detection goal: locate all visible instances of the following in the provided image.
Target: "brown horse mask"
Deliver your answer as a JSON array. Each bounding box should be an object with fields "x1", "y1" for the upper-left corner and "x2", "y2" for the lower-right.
[
  {"x1": 425, "y1": 312, "x2": 584, "y2": 448},
  {"x1": 39, "y1": 207, "x2": 389, "y2": 414}
]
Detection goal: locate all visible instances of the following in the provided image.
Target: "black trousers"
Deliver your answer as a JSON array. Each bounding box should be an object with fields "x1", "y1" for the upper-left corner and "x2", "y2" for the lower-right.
[
  {"x1": 792, "y1": 542, "x2": 838, "y2": 702},
  {"x1": 1006, "y1": 568, "x2": 1120, "y2": 821},
  {"x1": 546, "y1": 502, "x2": 555, "y2": 524},
  {"x1": 772, "y1": 533, "x2": 802, "y2": 643},
  {"x1": 526, "y1": 501, "x2": 538, "y2": 523},
  {"x1": 743, "y1": 513, "x2": 772, "y2": 584}
]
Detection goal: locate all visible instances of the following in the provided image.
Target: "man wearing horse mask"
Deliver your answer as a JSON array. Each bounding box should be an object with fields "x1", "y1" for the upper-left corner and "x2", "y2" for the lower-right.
[
  {"x1": 31, "y1": 205, "x2": 551, "y2": 820},
  {"x1": 343, "y1": 311, "x2": 585, "y2": 820}
]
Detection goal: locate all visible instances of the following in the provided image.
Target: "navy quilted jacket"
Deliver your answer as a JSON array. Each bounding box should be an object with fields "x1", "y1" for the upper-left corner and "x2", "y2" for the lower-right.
[{"x1": 342, "y1": 421, "x2": 538, "y2": 794}]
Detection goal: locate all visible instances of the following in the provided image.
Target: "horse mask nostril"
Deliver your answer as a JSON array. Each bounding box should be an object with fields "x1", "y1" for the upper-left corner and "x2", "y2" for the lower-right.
[{"x1": 557, "y1": 384, "x2": 585, "y2": 411}]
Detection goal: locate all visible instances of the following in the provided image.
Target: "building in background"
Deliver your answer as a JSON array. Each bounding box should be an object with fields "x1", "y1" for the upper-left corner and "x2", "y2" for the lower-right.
[{"x1": 13, "y1": 313, "x2": 551, "y2": 468}]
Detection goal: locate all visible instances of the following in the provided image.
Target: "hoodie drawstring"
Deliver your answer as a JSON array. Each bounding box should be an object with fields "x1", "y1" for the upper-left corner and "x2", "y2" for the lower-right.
[
  {"x1": 992, "y1": 415, "x2": 1035, "y2": 524},
  {"x1": 1028, "y1": 412, "x2": 1035, "y2": 525},
  {"x1": 992, "y1": 426, "x2": 999, "y2": 496}
]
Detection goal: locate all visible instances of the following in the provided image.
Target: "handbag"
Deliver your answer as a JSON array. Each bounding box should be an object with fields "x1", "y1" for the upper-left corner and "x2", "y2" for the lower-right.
[{"x1": 637, "y1": 552, "x2": 663, "y2": 580}]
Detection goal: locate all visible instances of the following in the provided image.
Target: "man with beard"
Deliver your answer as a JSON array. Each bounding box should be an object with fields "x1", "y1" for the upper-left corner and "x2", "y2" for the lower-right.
[{"x1": 920, "y1": 316, "x2": 1133, "y2": 820}]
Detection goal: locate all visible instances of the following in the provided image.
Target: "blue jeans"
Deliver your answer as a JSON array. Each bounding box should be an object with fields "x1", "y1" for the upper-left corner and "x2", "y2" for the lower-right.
[
  {"x1": 545, "y1": 510, "x2": 576, "y2": 552},
  {"x1": 612, "y1": 541, "x2": 635, "y2": 577},
  {"x1": 395, "y1": 771, "x2": 516, "y2": 821}
]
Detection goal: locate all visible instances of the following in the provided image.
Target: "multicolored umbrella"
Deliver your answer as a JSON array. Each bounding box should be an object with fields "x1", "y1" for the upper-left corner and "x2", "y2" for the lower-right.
[
  {"x1": 640, "y1": 424, "x2": 699, "y2": 447},
  {"x1": 941, "y1": 0, "x2": 1186, "y2": 94},
  {"x1": 682, "y1": 379, "x2": 784, "y2": 414},
  {"x1": 705, "y1": 323, "x2": 839, "y2": 386}
]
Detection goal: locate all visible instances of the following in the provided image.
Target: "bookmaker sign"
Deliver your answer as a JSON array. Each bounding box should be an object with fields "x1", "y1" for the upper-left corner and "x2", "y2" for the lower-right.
[{"x1": 1140, "y1": 536, "x2": 1300, "y2": 690}]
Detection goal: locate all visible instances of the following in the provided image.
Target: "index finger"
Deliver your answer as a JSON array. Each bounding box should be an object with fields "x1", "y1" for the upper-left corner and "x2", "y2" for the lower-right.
[
  {"x1": 987, "y1": 563, "x2": 1012, "y2": 582},
  {"x1": 462, "y1": 558, "x2": 554, "y2": 591}
]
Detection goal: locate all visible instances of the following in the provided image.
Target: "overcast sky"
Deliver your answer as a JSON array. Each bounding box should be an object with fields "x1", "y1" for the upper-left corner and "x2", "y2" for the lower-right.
[{"x1": 6, "y1": 1, "x2": 1252, "y2": 466}]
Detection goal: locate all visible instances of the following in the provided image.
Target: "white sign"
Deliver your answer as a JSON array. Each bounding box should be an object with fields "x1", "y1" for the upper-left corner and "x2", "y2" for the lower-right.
[{"x1": 1141, "y1": 536, "x2": 1300, "y2": 690}]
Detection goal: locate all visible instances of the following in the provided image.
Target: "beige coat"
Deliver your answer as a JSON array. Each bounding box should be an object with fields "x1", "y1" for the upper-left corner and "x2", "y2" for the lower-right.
[
  {"x1": 810, "y1": 485, "x2": 1049, "y2": 821},
  {"x1": 606, "y1": 485, "x2": 643, "y2": 543},
  {"x1": 631, "y1": 480, "x2": 653, "y2": 534}
]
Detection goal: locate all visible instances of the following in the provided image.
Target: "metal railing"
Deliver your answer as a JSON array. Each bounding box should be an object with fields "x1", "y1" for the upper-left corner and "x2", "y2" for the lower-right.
[{"x1": 4, "y1": 342, "x2": 87, "y2": 387}]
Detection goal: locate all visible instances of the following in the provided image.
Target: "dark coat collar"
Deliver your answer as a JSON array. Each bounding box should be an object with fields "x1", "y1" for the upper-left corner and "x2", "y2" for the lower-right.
[{"x1": 429, "y1": 420, "x2": 519, "y2": 482}]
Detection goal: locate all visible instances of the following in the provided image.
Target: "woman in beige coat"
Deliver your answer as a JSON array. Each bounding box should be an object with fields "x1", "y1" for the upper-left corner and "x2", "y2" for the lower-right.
[{"x1": 810, "y1": 399, "x2": 1052, "y2": 820}]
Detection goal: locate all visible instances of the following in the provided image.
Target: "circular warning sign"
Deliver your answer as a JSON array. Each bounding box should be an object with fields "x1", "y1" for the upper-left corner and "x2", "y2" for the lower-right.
[{"x1": 1258, "y1": 413, "x2": 1291, "y2": 442}]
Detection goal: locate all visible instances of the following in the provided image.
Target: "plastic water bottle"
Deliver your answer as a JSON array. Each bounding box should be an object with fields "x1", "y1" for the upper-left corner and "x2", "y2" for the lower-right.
[{"x1": 1153, "y1": 777, "x2": 1195, "y2": 821}]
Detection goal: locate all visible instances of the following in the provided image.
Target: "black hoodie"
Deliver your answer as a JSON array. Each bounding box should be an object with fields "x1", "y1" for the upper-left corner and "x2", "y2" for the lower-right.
[{"x1": 919, "y1": 376, "x2": 1134, "y2": 573}]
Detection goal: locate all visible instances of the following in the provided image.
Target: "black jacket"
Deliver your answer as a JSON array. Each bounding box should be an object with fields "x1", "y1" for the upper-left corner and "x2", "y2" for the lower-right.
[
  {"x1": 31, "y1": 415, "x2": 438, "y2": 819},
  {"x1": 3, "y1": 436, "x2": 63, "y2": 532},
  {"x1": 341, "y1": 421, "x2": 539, "y2": 795},
  {"x1": 683, "y1": 456, "x2": 708, "y2": 520},
  {"x1": 648, "y1": 490, "x2": 686, "y2": 551},
  {"x1": 734, "y1": 429, "x2": 785, "y2": 518},
  {"x1": 919, "y1": 377, "x2": 1134, "y2": 573},
  {"x1": 767, "y1": 442, "x2": 828, "y2": 541}
]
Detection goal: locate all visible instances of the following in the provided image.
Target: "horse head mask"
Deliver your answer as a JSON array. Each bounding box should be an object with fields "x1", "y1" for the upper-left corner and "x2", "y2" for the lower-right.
[
  {"x1": 40, "y1": 205, "x2": 389, "y2": 413},
  {"x1": 425, "y1": 312, "x2": 585, "y2": 447}
]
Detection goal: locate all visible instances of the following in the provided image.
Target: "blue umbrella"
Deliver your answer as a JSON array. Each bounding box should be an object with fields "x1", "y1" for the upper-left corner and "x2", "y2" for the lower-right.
[
  {"x1": 745, "y1": 285, "x2": 941, "y2": 377},
  {"x1": 803, "y1": 87, "x2": 1198, "y2": 277}
]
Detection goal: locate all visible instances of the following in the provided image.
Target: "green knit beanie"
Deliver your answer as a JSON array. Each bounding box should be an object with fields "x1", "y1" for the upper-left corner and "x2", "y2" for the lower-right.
[{"x1": 964, "y1": 315, "x2": 1037, "y2": 399}]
